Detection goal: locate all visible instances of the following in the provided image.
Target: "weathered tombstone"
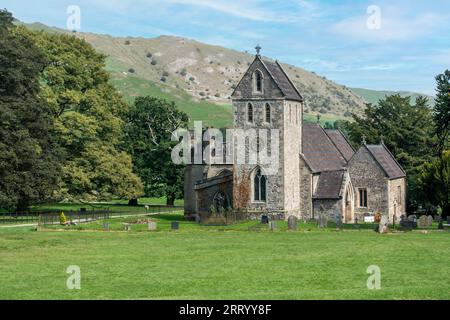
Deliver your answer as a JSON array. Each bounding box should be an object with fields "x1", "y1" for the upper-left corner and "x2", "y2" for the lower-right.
[
  {"x1": 148, "y1": 221, "x2": 157, "y2": 231},
  {"x1": 269, "y1": 221, "x2": 277, "y2": 231},
  {"x1": 123, "y1": 223, "x2": 131, "y2": 231},
  {"x1": 287, "y1": 216, "x2": 298, "y2": 230},
  {"x1": 378, "y1": 215, "x2": 390, "y2": 234},
  {"x1": 261, "y1": 215, "x2": 269, "y2": 224},
  {"x1": 335, "y1": 213, "x2": 343, "y2": 230},
  {"x1": 408, "y1": 215, "x2": 417, "y2": 222},
  {"x1": 318, "y1": 212, "x2": 328, "y2": 229},
  {"x1": 103, "y1": 222, "x2": 110, "y2": 231},
  {"x1": 427, "y1": 215, "x2": 434, "y2": 227},
  {"x1": 171, "y1": 221, "x2": 179, "y2": 230},
  {"x1": 418, "y1": 215, "x2": 428, "y2": 228},
  {"x1": 438, "y1": 221, "x2": 444, "y2": 230}
]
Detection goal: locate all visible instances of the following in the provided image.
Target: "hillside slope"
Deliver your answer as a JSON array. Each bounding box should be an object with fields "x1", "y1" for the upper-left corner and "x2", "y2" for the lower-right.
[{"x1": 22, "y1": 22, "x2": 433, "y2": 127}]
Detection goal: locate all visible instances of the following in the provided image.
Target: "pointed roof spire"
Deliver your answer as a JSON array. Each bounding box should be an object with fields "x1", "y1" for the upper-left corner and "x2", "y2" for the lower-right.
[{"x1": 255, "y1": 44, "x2": 261, "y2": 56}]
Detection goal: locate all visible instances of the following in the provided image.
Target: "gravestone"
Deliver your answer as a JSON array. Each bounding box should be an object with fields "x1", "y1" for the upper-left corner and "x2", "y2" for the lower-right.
[
  {"x1": 378, "y1": 215, "x2": 390, "y2": 234},
  {"x1": 171, "y1": 221, "x2": 179, "y2": 230},
  {"x1": 399, "y1": 215, "x2": 413, "y2": 231},
  {"x1": 427, "y1": 215, "x2": 434, "y2": 227},
  {"x1": 418, "y1": 215, "x2": 428, "y2": 228},
  {"x1": 407, "y1": 215, "x2": 418, "y2": 229},
  {"x1": 123, "y1": 223, "x2": 131, "y2": 231},
  {"x1": 335, "y1": 214, "x2": 343, "y2": 230},
  {"x1": 261, "y1": 215, "x2": 269, "y2": 224},
  {"x1": 287, "y1": 216, "x2": 298, "y2": 230},
  {"x1": 269, "y1": 221, "x2": 277, "y2": 231},
  {"x1": 318, "y1": 213, "x2": 328, "y2": 229},
  {"x1": 148, "y1": 221, "x2": 157, "y2": 231},
  {"x1": 103, "y1": 222, "x2": 110, "y2": 231},
  {"x1": 438, "y1": 221, "x2": 444, "y2": 230}
]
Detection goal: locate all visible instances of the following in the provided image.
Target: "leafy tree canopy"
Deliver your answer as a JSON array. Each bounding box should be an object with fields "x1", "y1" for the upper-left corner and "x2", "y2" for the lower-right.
[
  {"x1": 125, "y1": 96, "x2": 189, "y2": 206},
  {"x1": 0, "y1": 10, "x2": 62, "y2": 210},
  {"x1": 20, "y1": 28, "x2": 143, "y2": 201}
]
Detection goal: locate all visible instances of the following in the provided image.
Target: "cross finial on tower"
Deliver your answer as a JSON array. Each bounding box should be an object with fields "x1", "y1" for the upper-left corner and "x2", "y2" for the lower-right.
[{"x1": 255, "y1": 44, "x2": 261, "y2": 56}]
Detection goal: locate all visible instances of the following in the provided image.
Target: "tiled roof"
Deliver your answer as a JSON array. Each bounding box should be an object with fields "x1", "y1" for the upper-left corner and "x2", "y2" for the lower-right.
[
  {"x1": 262, "y1": 59, "x2": 303, "y2": 102},
  {"x1": 313, "y1": 170, "x2": 344, "y2": 199},
  {"x1": 365, "y1": 144, "x2": 406, "y2": 179},
  {"x1": 302, "y1": 123, "x2": 347, "y2": 173},
  {"x1": 325, "y1": 129, "x2": 355, "y2": 162}
]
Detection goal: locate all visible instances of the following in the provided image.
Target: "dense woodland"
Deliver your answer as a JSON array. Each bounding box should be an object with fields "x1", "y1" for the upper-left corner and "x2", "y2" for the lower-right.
[{"x1": 0, "y1": 9, "x2": 449, "y2": 216}]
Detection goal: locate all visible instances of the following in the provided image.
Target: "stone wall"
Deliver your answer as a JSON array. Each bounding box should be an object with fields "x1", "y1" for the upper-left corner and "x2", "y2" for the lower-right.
[
  {"x1": 299, "y1": 155, "x2": 313, "y2": 219},
  {"x1": 348, "y1": 146, "x2": 389, "y2": 217},
  {"x1": 184, "y1": 165, "x2": 206, "y2": 218},
  {"x1": 313, "y1": 199, "x2": 343, "y2": 222},
  {"x1": 388, "y1": 177, "x2": 406, "y2": 222}
]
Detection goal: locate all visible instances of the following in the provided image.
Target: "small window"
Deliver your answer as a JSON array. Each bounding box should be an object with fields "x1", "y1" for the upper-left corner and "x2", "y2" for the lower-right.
[
  {"x1": 253, "y1": 168, "x2": 267, "y2": 202},
  {"x1": 359, "y1": 189, "x2": 368, "y2": 208},
  {"x1": 265, "y1": 103, "x2": 271, "y2": 123},
  {"x1": 254, "y1": 71, "x2": 263, "y2": 92},
  {"x1": 247, "y1": 103, "x2": 254, "y2": 123},
  {"x1": 397, "y1": 186, "x2": 402, "y2": 204}
]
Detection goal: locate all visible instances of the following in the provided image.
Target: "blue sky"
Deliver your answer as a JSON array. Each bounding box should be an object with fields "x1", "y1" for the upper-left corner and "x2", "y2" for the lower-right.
[{"x1": 3, "y1": 0, "x2": 449, "y2": 95}]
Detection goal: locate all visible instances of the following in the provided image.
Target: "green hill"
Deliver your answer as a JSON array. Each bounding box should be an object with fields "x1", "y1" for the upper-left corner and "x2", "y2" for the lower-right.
[
  {"x1": 350, "y1": 87, "x2": 434, "y2": 106},
  {"x1": 20, "y1": 22, "x2": 433, "y2": 127}
]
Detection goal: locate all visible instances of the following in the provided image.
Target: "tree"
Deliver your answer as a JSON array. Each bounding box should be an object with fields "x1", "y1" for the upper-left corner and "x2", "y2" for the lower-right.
[
  {"x1": 0, "y1": 10, "x2": 62, "y2": 210},
  {"x1": 342, "y1": 95, "x2": 437, "y2": 211},
  {"x1": 419, "y1": 150, "x2": 450, "y2": 219},
  {"x1": 21, "y1": 28, "x2": 144, "y2": 201},
  {"x1": 433, "y1": 70, "x2": 450, "y2": 155},
  {"x1": 125, "y1": 97, "x2": 189, "y2": 206}
]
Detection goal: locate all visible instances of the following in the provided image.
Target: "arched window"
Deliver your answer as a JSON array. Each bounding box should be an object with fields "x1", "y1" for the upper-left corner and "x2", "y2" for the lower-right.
[
  {"x1": 265, "y1": 103, "x2": 271, "y2": 123},
  {"x1": 247, "y1": 103, "x2": 254, "y2": 123},
  {"x1": 253, "y1": 168, "x2": 267, "y2": 202},
  {"x1": 254, "y1": 70, "x2": 263, "y2": 93}
]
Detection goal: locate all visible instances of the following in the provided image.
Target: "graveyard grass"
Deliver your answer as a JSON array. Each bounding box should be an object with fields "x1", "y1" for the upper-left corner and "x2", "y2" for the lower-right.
[{"x1": 1, "y1": 212, "x2": 449, "y2": 300}]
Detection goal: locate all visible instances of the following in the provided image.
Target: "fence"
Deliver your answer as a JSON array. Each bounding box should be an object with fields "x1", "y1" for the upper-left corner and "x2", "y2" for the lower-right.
[
  {"x1": 0, "y1": 204, "x2": 183, "y2": 225},
  {"x1": 38, "y1": 209, "x2": 110, "y2": 226}
]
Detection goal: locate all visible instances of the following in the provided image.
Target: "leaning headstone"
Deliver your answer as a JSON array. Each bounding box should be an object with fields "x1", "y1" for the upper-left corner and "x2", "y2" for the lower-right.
[
  {"x1": 269, "y1": 221, "x2": 277, "y2": 231},
  {"x1": 171, "y1": 221, "x2": 179, "y2": 230},
  {"x1": 261, "y1": 215, "x2": 269, "y2": 224},
  {"x1": 378, "y1": 215, "x2": 390, "y2": 234},
  {"x1": 287, "y1": 216, "x2": 298, "y2": 230},
  {"x1": 418, "y1": 215, "x2": 428, "y2": 228},
  {"x1": 148, "y1": 221, "x2": 157, "y2": 231},
  {"x1": 427, "y1": 215, "x2": 434, "y2": 227}
]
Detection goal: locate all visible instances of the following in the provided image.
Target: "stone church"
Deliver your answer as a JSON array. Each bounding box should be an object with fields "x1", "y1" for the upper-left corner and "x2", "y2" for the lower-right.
[{"x1": 184, "y1": 51, "x2": 406, "y2": 224}]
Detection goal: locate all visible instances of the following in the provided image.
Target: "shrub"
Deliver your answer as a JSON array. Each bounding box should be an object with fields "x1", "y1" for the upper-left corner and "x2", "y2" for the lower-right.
[
  {"x1": 215, "y1": 93, "x2": 220, "y2": 98},
  {"x1": 124, "y1": 40, "x2": 131, "y2": 45},
  {"x1": 189, "y1": 76, "x2": 195, "y2": 81},
  {"x1": 128, "y1": 68, "x2": 135, "y2": 73},
  {"x1": 59, "y1": 212, "x2": 67, "y2": 225},
  {"x1": 199, "y1": 92, "x2": 206, "y2": 97},
  {"x1": 180, "y1": 68, "x2": 187, "y2": 76},
  {"x1": 344, "y1": 111, "x2": 352, "y2": 117},
  {"x1": 319, "y1": 108, "x2": 328, "y2": 114},
  {"x1": 162, "y1": 71, "x2": 169, "y2": 77},
  {"x1": 151, "y1": 60, "x2": 157, "y2": 65},
  {"x1": 146, "y1": 52, "x2": 152, "y2": 58},
  {"x1": 160, "y1": 76, "x2": 167, "y2": 82}
]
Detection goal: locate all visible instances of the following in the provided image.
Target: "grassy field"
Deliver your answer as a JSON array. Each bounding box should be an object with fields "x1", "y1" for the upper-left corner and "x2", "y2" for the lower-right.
[{"x1": 1, "y1": 212, "x2": 449, "y2": 300}]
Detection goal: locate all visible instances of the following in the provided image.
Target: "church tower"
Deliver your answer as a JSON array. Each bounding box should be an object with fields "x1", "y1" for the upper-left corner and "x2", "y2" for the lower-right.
[{"x1": 230, "y1": 46, "x2": 304, "y2": 218}]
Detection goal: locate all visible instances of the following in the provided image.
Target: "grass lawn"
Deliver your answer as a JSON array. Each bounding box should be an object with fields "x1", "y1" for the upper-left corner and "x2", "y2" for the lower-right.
[{"x1": 1, "y1": 213, "x2": 449, "y2": 300}]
